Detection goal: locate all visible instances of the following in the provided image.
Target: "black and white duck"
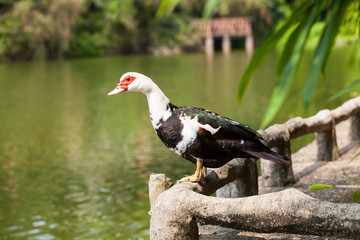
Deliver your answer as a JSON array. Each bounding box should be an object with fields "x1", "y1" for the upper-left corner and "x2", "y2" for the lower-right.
[{"x1": 108, "y1": 72, "x2": 288, "y2": 183}]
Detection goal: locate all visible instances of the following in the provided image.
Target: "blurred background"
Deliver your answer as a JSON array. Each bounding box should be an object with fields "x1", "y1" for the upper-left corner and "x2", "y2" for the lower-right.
[
  {"x1": 0, "y1": 1, "x2": 359, "y2": 239},
  {"x1": 0, "y1": 0, "x2": 350, "y2": 60}
]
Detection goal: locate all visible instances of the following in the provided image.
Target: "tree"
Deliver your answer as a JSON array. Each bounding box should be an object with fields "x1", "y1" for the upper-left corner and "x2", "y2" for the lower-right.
[{"x1": 0, "y1": 0, "x2": 85, "y2": 59}]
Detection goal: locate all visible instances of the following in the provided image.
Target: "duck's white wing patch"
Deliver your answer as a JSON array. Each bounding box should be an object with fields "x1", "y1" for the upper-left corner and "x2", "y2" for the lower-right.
[
  {"x1": 171, "y1": 115, "x2": 198, "y2": 155},
  {"x1": 171, "y1": 115, "x2": 220, "y2": 155},
  {"x1": 200, "y1": 123, "x2": 220, "y2": 135}
]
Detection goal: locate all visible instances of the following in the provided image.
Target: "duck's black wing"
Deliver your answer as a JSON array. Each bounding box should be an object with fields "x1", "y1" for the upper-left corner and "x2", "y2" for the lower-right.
[
  {"x1": 179, "y1": 107, "x2": 289, "y2": 164},
  {"x1": 180, "y1": 107, "x2": 263, "y2": 142}
]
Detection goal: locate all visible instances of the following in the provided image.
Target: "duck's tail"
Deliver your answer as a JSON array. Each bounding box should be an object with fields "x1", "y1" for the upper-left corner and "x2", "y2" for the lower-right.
[{"x1": 243, "y1": 144, "x2": 289, "y2": 164}]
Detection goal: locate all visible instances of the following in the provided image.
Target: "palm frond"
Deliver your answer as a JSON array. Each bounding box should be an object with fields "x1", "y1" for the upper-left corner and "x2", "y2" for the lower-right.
[
  {"x1": 238, "y1": 2, "x2": 312, "y2": 104},
  {"x1": 260, "y1": 3, "x2": 324, "y2": 128},
  {"x1": 328, "y1": 78, "x2": 360, "y2": 101},
  {"x1": 303, "y1": 0, "x2": 353, "y2": 111}
]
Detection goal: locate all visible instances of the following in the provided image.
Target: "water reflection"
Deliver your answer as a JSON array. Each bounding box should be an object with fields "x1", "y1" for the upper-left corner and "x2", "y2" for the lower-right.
[
  {"x1": 0, "y1": 49, "x2": 359, "y2": 239},
  {"x1": 0, "y1": 60, "x2": 151, "y2": 239}
]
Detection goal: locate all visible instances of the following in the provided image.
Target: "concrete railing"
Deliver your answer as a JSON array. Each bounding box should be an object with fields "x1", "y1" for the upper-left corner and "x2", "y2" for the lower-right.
[
  {"x1": 218, "y1": 96, "x2": 360, "y2": 197},
  {"x1": 148, "y1": 96, "x2": 360, "y2": 239}
]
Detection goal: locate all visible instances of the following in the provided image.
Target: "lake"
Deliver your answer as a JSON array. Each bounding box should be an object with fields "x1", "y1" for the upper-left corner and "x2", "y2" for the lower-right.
[{"x1": 0, "y1": 48, "x2": 359, "y2": 239}]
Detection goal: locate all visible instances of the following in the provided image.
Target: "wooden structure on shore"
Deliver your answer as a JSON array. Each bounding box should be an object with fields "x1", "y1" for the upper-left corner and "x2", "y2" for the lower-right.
[
  {"x1": 148, "y1": 96, "x2": 360, "y2": 239},
  {"x1": 192, "y1": 17, "x2": 254, "y2": 54}
]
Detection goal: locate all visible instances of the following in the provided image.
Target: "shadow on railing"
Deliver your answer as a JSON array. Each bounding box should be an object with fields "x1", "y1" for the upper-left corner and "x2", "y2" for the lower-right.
[{"x1": 148, "y1": 97, "x2": 360, "y2": 239}]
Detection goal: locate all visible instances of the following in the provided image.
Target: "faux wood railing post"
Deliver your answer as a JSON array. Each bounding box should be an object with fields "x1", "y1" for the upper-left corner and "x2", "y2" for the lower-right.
[
  {"x1": 315, "y1": 110, "x2": 340, "y2": 161},
  {"x1": 349, "y1": 112, "x2": 360, "y2": 143},
  {"x1": 216, "y1": 158, "x2": 258, "y2": 198},
  {"x1": 148, "y1": 173, "x2": 173, "y2": 215},
  {"x1": 259, "y1": 125, "x2": 295, "y2": 187}
]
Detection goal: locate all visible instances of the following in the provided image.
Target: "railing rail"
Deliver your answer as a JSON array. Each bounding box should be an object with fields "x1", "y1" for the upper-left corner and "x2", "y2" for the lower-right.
[{"x1": 256, "y1": 96, "x2": 360, "y2": 188}]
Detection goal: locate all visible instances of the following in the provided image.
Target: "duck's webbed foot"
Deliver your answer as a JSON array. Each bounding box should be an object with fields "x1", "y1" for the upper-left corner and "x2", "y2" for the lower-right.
[{"x1": 178, "y1": 159, "x2": 207, "y2": 183}]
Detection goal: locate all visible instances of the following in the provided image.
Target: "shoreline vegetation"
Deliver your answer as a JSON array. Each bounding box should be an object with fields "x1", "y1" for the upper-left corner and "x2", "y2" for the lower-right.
[{"x1": 0, "y1": 1, "x2": 358, "y2": 62}]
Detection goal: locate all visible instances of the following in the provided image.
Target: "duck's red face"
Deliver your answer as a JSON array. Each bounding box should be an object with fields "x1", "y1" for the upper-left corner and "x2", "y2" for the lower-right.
[{"x1": 108, "y1": 75, "x2": 136, "y2": 96}]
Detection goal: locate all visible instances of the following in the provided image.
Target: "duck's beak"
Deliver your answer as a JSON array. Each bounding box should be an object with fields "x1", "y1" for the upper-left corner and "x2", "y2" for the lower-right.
[{"x1": 108, "y1": 84, "x2": 125, "y2": 96}]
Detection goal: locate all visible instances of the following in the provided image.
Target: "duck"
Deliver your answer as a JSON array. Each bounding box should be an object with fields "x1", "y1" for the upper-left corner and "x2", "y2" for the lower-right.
[{"x1": 108, "y1": 72, "x2": 288, "y2": 183}]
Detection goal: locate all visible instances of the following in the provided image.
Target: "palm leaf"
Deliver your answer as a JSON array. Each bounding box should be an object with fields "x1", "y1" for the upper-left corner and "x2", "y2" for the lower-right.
[
  {"x1": 276, "y1": 24, "x2": 301, "y2": 77},
  {"x1": 156, "y1": 0, "x2": 220, "y2": 20},
  {"x1": 309, "y1": 184, "x2": 333, "y2": 190},
  {"x1": 238, "y1": 2, "x2": 313, "y2": 104},
  {"x1": 155, "y1": 0, "x2": 171, "y2": 19},
  {"x1": 202, "y1": 0, "x2": 220, "y2": 19},
  {"x1": 260, "y1": 4, "x2": 321, "y2": 129},
  {"x1": 328, "y1": 78, "x2": 360, "y2": 101},
  {"x1": 276, "y1": 0, "x2": 330, "y2": 77},
  {"x1": 303, "y1": 0, "x2": 353, "y2": 111},
  {"x1": 321, "y1": 0, "x2": 356, "y2": 72},
  {"x1": 343, "y1": 171, "x2": 360, "y2": 185},
  {"x1": 155, "y1": 0, "x2": 181, "y2": 19}
]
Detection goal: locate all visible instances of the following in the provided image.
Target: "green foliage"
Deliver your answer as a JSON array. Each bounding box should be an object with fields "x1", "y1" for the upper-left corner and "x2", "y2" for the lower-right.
[
  {"x1": 0, "y1": 0, "x2": 197, "y2": 59},
  {"x1": 156, "y1": 0, "x2": 283, "y2": 44},
  {"x1": 302, "y1": 0, "x2": 352, "y2": 112},
  {"x1": 155, "y1": 0, "x2": 181, "y2": 19},
  {"x1": 343, "y1": 172, "x2": 360, "y2": 185},
  {"x1": 202, "y1": 0, "x2": 219, "y2": 19},
  {"x1": 310, "y1": 172, "x2": 360, "y2": 202},
  {"x1": 261, "y1": 3, "x2": 322, "y2": 129},
  {"x1": 0, "y1": 0, "x2": 85, "y2": 60},
  {"x1": 309, "y1": 184, "x2": 333, "y2": 190},
  {"x1": 0, "y1": 0, "x2": 297, "y2": 60},
  {"x1": 339, "y1": 0, "x2": 360, "y2": 37},
  {"x1": 150, "y1": 14, "x2": 197, "y2": 50},
  {"x1": 238, "y1": 0, "x2": 360, "y2": 128},
  {"x1": 351, "y1": 190, "x2": 360, "y2": 202},
  {"x1": 67, "y1": 9, "x2": 106, "y2": 57},
  {"x1": 237, "y1": 2, "x2": 312, "y2": 105},
  {"x1": 2, "y1": 0, "x2": 358, "y2": 68},
  {"x1": 328, "y1": 78, "x2": 360, "y2": 101}
]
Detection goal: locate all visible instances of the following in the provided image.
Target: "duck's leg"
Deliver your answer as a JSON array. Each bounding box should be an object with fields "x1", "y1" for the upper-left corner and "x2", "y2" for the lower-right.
[
  {"x1": 178, "y1": 159, "x2": 205, "y2": 183},
  {"x1": 201, "y1": 166, "x2": 207, "y2": 178}
]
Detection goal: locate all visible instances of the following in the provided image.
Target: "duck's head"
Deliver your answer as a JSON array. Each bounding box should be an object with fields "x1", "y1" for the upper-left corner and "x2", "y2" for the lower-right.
[{"x1": 108, "y1": 72, "x2": 153, "y2": 96}]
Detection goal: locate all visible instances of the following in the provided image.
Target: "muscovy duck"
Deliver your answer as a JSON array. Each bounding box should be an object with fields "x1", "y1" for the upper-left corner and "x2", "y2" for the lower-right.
[{"x1": 108, "y1": 72, "x2": 288, "y2": 183}]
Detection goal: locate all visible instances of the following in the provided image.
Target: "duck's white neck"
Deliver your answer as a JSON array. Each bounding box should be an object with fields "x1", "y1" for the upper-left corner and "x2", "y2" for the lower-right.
[{"x1": 144, "y1": 83, "x2": 172, "y2": 130}]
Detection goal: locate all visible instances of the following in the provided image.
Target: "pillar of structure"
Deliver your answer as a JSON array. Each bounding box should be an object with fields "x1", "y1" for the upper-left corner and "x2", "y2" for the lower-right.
[
  {"x1": 245, "y1": 35, "x2": 254, "y2": 53},
  {"x1": 222, "y1": 34, "x2": 231, "y2": 54},
  {"x1": 205, "y1": 36, "x2": 214, "y2": 55}
]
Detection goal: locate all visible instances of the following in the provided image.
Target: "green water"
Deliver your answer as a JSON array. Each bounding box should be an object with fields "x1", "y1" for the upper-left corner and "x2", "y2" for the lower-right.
[{"x1": 0, "y1": 48, "x2": 359, "y2": 239}]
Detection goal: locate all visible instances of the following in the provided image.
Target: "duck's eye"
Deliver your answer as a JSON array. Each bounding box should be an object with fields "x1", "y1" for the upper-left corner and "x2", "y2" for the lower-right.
[{"x1": 126, "y1": 77, "x2": 131, "y2": 81}]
